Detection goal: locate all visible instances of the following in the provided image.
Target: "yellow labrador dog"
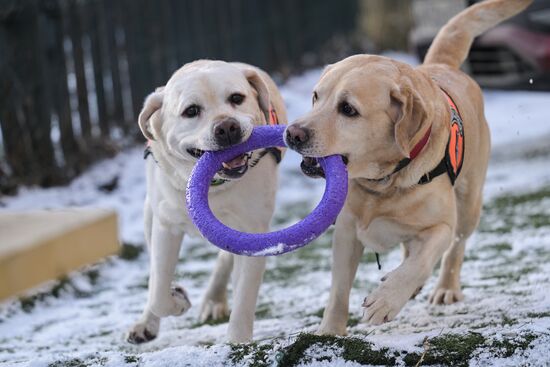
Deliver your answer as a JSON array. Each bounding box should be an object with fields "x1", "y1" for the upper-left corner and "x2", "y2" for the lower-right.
[
  {"x1": 285, "y1": 0, "x2": 532, "y2": 335},
  {"x1": 128, "y1": 60, "x2": 286, "y2": 343}
]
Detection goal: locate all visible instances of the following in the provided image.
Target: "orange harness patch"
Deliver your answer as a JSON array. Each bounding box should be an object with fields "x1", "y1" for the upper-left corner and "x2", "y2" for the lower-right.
[
  {"x1": 417, "y1": 88, "x2": 465, "y2": 185},
  {"x1": 443, "y1": 89, "x2": 465, "y2": 184}
]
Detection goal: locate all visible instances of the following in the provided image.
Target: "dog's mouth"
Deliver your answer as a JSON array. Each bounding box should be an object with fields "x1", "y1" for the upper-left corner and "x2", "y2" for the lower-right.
[
  {"x1": 187, "y1": 148, "x2": 205, "y2": 159},
  {"x1": 300, "y1": 157, "x2": 325, "y2": 178},
  {"x1": 187, "y1": 148, "x2": 251, "y2": 179},
  {"x1": 300, "y1": 155, "x2": 348, "y2": 179},
  {"x1": 219, "y1": 153, "x2": 251, "y2": 179}
]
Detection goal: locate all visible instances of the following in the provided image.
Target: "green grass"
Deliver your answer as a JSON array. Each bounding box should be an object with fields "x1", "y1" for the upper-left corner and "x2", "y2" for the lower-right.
[
  {"x1": 229, "y1": 342, "x2": 272, "y2": 367},
  {"x1": 488, "y1": 187, "x2": 550, "y2": 208},
  {"x1": 263, "y1": 263, "x2": 304, "y2": 283},
  {"x1": 223, "y1": 331, "x2": 541, "y2": 366},
  {"x1": 48, "y1": 356, "x2": 108, "y2": 367},
  {"x1": 272, "y1": 201, "x2": 314, "y2": 226},
  {"x1": 526, "y1": 311, "x2": 550, "y2": 318},
  {"x1": 481, "y1": 242, "x2": 512, "y2": 253},
  {"x1": 403, "y1": 332, "x2": 485, "y2": 366},
  {"x1": 19, "y1": 276, "x2": 84, "y2": 313},
  {"x1": 255, "y1": 303, "x2": 272, "y2": 320},
  {"x1": 277, "y1": 333, "x2": 395, "y2": 367},
  {"x1": 479, "y1": 186, "x2": 550, "y2": 234},
  {"x1": 119, "y1": 243, "x2": 143, "y2": 261},
  {"x1": 124, "y1": 355, "x2": 140, "y2": 364},
  {"x1": 399, "y1": 332, "x2": 537, "y2": 365},
  {"x1": 489, "y1": 333, "x2": 538, "y2": 358}
]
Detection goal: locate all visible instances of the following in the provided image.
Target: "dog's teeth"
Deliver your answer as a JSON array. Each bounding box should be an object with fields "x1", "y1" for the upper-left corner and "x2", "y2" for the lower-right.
[{"x1": 222, "y1": 162, "x2": 230, "y2": 169}]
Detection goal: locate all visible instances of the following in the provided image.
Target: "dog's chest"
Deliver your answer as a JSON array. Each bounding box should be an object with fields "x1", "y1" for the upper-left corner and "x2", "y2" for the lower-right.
[{"x1": 356, "y1": 217, "x2": 415, "y2": 253}]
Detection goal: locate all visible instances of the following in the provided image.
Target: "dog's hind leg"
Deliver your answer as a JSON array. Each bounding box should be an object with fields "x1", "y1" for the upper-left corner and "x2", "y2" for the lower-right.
[
  {"x1": 429, "y1": 236, "x2": 467, "y2": 305},
  {"x1": 430, "y1": 190, "x2": 483, "y2": 305},
  {"x1": 127, "y1": 216, "x2": 190, "y2": 344},
  {"x1": 200, "y1": 250, "x2": 233, "y2": 322}
]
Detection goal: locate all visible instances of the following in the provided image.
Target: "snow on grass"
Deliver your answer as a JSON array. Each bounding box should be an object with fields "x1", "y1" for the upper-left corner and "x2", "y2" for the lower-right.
[{"x1": 1, "y1": 54, "x2": 550, "y2": 366}]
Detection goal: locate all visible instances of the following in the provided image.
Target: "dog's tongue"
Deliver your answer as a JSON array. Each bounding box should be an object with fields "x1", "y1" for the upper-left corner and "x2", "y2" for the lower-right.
[{"x1": 222, "y1": 154, "x2": 246, "y2": 169}]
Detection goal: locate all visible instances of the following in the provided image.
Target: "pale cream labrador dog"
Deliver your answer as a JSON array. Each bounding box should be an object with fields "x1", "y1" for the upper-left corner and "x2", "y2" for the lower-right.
[
  {"x1": 285, "y1": 0, "x2": 532, "y2": 335},
  {"x1": 127, "y1": 60, "x2": 286, "y2": 343}
]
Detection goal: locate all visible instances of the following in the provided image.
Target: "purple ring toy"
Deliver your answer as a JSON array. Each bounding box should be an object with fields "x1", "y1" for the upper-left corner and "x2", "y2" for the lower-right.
[{"x1": 185, "y1": 125, "x2": 348, "y2": 256}]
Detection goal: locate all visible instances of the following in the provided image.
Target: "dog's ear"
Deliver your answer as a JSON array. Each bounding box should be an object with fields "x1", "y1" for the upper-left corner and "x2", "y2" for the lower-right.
[
  {"x1": 320, "y1": 63, "x2": 334, "y2": 79},
  {"x1": 243, "y1": 68, "x2": 270, "y2": 122},
  {"x1": 138, "y1": 87, "x2": 164, "y2": 141},
  {"x1": 389, "y1": 86, "x2": 427, "y2": 158}
]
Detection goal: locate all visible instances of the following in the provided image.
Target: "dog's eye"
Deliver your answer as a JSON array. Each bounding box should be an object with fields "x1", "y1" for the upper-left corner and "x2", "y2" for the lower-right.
[
  {"x1": 339, "y1": 102, "x2": 358, "y2": 117},
  {"x1": 229, "y1": 93, "x2": 245, "y2": 105},
  {"x1": 182, "y1": 105, "x2": 201, "y2": 118}
]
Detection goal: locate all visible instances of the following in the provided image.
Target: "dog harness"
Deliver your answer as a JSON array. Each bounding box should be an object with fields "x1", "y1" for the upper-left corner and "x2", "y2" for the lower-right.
[
  {"x1": 144, "y1": 105, "x2": 282, "y2": 187},
  {"x1": 417, "y1": 88, "x2": 465, "y2": 185}
]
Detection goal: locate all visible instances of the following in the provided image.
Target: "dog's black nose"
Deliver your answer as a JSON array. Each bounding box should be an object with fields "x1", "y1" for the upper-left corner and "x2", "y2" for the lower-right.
[
  {"x1": 214, "y1": 118, "x2": 242, "y2": 147},
  {"x1": 285, "y1": 125, "x2": 310, "y2": 149}
]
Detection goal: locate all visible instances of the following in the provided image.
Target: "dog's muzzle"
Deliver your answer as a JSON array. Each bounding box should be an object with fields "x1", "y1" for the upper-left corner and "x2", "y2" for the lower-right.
[{"x1": 285, "y1": 125, "x2": 310, "y2": 151}]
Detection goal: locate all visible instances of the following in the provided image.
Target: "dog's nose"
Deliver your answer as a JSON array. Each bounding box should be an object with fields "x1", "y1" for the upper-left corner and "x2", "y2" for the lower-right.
[
  {"x1": 285, "y1": 125, "x2": 310, "y2": 149},
  {"x1": 214, "y1": 118, "x2": 242, "y2": 147}
]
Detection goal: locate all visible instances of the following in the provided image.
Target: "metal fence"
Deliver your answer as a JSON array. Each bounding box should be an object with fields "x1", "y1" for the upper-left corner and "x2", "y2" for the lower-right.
[{"x1": 0, "y1": 0, "x2": 358, "y2": 193}]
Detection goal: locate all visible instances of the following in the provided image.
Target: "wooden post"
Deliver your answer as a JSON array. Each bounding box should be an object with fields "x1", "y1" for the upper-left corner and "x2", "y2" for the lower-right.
[{"x1": 0, "y1": 209, "x2": 119, "y2": 300}]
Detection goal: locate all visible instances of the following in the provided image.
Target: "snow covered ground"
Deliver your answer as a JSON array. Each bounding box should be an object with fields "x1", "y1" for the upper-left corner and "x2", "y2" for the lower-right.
[{"x1": 1, "y1": 54, "x2": 550, "y2": 366}]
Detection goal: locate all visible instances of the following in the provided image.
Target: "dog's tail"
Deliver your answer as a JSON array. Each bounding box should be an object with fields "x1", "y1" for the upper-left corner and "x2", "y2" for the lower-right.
[{"x1": 423, "y1": 0, "x2": 532, "y2": 69}]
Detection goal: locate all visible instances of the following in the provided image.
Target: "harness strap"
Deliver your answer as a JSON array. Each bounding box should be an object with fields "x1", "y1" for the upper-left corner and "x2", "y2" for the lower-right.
[
  {"x1": 418, "y1": 88, "x2": 465, "y2": 185},
  {"x1": 417, "y1": 159, "x2": 448, "y2": 185}
]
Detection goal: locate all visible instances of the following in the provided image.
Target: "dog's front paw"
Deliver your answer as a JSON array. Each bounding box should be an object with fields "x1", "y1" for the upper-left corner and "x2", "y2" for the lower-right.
[
  {"x1": 429, "y1": 286, "x2": 464, "y2": 305},
  {"x1": 361, "y1": 287, "x2": 408, "y2": 325},
  {"x1": 199, "y1": 298, "x2": 229, "y2": 323},
  {"x1": 127, "y1": 318, "x2": 159, "y2": 344},
  {"x1": 150, "y1": 285, "x2": 192, "y2": 318}
]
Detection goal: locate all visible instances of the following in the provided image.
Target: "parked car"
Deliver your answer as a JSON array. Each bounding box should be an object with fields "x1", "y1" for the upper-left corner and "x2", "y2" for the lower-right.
[{"x1": 410, "y1": 0, "x2": 550, "y2": 90}]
